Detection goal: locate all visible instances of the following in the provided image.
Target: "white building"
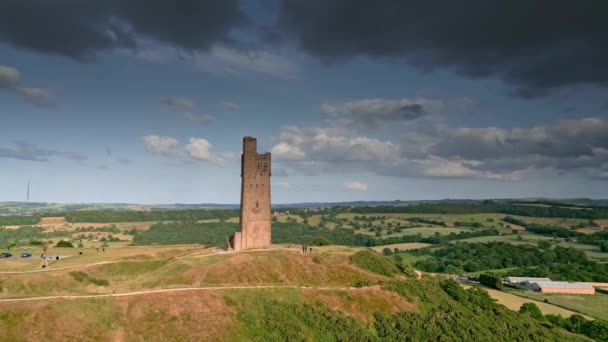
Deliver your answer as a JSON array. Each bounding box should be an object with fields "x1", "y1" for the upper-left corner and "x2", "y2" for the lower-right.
[{"x1": 505, "y1": 277, "x2": 551, "y2": 285}]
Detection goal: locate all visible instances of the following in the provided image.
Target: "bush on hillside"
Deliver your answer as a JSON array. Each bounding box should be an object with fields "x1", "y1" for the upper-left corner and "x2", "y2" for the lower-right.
[
  {"x1": 519, "y1": 303, "x2": 544, "y2": 321},
  {"x1": 349, "y1": 250, "x2": 402, "y2": 276},
  {"x1": 55, "y1": 240, "x2": 74, "y2": 248},
  {"x1": 311, "y1": 237, "x2": 331, "y2": 246}
]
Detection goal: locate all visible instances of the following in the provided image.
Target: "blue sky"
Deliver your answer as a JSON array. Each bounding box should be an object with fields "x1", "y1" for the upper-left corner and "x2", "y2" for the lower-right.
[{"x1": 1, "y1": 1, "x2": 607, "y2": 204}]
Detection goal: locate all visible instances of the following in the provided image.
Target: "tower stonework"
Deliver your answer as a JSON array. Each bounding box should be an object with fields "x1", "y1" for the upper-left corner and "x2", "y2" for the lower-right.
[{"x1": 231, "y1": 137, "x2": 271, "y2": 251}]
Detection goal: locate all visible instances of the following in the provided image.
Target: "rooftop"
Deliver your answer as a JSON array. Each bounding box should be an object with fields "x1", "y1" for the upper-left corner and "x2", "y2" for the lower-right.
[
  {"x1": 506, "y1": 277, "x2": 551, "y2": 283},
  {"x1": 534, "y1": 281, "x2": 594, "y2": 289}
]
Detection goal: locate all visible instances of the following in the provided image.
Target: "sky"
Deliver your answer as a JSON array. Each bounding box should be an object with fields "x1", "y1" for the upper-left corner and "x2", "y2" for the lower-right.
[{"x1": 0, "y1": 0, "x2": 607, "y2": 204}]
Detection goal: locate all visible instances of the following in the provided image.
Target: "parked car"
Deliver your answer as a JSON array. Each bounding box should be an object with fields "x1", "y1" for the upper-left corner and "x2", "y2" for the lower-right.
[
  {"x1": 0, "y1": 252, "x2": 12, "y2": 258},
  {"x1": 21, "y1": 252, "x2": 32, "y2": 258}
]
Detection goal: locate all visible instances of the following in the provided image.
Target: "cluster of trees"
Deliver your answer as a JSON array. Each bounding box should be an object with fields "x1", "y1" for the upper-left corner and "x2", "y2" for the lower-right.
[
  {"x1": 131, "y1": 221, "x2": 501, "y2": 248},
  {"x1": 407, "y1": 217, "x2": 447, "y2": 227},
  {"x1": 0, "y1": 226, "x2": 69, "y2": 248},
  {"x1": 0, "y1": 215, "x2": 40, "y2": 226},
  {"x1": 351, "y1": 202, "x2": 608, "y2": 219},
  {"x1": 454, "y1": 221, "x2": 483, "y2": 228},
  {"x1": 504, "y1": 216, "x2": 608, "y2": 249},
  {"x1": 413, "y1": 241, "x2": 608, "y2": 281},
  {"x1": 63, "y1": 209, "x2": 239, "y2": 223},
  {"x1": 133, "y1": 222, "x2": 238, "y2": 246},
  {"x1": 235, "y1": 278, "x2": 577, "y2": 341},
  {"x1": 517, "y1": 301, "x2": 608, "y2": 341},
  {"x1": 74, "y1": 225, "x2": 121, "y2": 233},
  {"x1": 546, "y1": 314, "x2": 608, "y2": 341}
]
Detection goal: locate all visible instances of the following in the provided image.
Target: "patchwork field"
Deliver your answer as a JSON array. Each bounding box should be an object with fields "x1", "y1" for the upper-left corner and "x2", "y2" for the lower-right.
[{"x1": 462, "y1": 286, "x2": 587, "y2": 319}]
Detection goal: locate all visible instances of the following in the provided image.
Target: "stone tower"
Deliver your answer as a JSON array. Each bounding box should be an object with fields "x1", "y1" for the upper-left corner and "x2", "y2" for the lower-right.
[{"x1": 231, "y1": 137, "x2": 271, "y2": 251}]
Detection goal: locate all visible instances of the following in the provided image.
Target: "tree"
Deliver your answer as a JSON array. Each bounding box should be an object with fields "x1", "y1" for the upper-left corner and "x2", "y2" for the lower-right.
[
  {"x1": 382, "y1": 248, "x2": 393, "y2": 256},
  {"x1": 601, "y1": 242, "x2": 608, "y2": 253},
  {"x1": 519, "y1": 303, "x2": 544, "y2": 320},
  {"x1": 537, "y1": 240, "x2": 551, "y2": 249},
  {"x1": 311, "y1": 237, "x2": 331, "y2": 246},
  {"x1": 479, "y1": 273, "x2": 503, "y2": 290}
]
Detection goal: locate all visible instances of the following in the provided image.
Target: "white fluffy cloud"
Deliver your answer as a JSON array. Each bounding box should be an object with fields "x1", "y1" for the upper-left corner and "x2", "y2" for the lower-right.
[
  {"x1": 0, "y1": 64, "x2": 56, "y2": 107},
  {"x1": 142, "y1": 135, "x2": 179, "y2": 155},
  {"x1": 143, "y1": 135, "x2": 232, "y2": 166},
  {"x1": 345, "y1": 181, "x2": 368, "y2": 191},
  {"x1": 271, "y1": 126, "x2": 401, "y2": 174},
  {"x1": 271, "y1": 117, "x2": 608, "y2": 181},
  {"x1": 0, "y1": 65, "x2": 20, "y2": 89},
  {"x1": 17, "y1": 87, "x2": 56, "y2": 107}
]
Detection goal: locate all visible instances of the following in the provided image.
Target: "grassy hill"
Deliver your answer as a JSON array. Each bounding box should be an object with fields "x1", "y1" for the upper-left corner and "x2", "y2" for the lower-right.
[{"x1": 0, "y1": 248, "x2": 588, "y2": 341}]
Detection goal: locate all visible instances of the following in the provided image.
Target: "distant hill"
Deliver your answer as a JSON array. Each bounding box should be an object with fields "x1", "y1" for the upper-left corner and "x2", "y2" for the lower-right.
[{"x1": 1, "y1": 198, "x2": 607, "y2": 215}]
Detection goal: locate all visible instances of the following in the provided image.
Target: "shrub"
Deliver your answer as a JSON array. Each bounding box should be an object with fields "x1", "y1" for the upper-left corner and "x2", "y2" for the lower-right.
[
  {"x1": 87, "y1": 277, "x2": 110, "y2": 286},
  {"x1": 382, "y1": 248, "x2": 393, "y2": 256},
  {"x1": 311, "y1": 237, "x2": 331, "y2": 246},
  {"x1": 69, "y1": 271, "x2": 88, "y2": 282},
  {"x1": 519, "y1": 303, "x2": 544, "y2": 320},
  {"x1": 68, "y1": 271, "x2": 109, "y2": 286},
  {"x1": 349, "y1": 250, "x2": 401, "y2": 276},
  {"x1": 55, "y1": 240, "x2": 74, "y2": 248},
  {"x1": 479, "y1": 273, "x2": 503, "y2": 290}
]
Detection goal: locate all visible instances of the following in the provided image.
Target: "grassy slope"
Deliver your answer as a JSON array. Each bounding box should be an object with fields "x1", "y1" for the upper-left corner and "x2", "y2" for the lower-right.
[{"x1": 0, "y1": 247, "x2": 588, "y2": 341}]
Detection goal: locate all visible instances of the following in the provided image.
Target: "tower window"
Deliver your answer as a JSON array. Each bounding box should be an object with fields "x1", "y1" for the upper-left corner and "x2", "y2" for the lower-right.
[{"x1": 256, "y1": 200, "x2": 259, "y2": 208}]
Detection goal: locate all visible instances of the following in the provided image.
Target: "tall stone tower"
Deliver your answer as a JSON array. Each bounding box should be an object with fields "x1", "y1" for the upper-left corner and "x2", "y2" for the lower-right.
[{"x1": 231, "y1": 137, "x2": 271, "y2": 251}]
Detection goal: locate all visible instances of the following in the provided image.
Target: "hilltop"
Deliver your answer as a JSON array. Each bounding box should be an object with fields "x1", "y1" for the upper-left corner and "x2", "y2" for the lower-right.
[{"x1": 0, "y1": 246, "x2": 587, "y2": 341}]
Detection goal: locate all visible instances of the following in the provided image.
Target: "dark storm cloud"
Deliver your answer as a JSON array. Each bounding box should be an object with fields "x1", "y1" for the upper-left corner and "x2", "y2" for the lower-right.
[
  {"x1": 0, "y1": 0, "x2": 246, "y2": 60},
  {"x1": 277, "y1": 0, "x2": 608, "y2": 97}
]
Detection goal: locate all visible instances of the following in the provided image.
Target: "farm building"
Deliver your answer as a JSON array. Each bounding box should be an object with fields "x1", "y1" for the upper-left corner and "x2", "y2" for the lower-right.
[
  {"x1": 505, "y1": 277, "x2": 551, "y2": 285},
  {"x1": 530, "y1": 281, "x2": 595, "y2": 295},
  {"x1": 509, "y1": 224, "x2": 526, "y2": 231}
]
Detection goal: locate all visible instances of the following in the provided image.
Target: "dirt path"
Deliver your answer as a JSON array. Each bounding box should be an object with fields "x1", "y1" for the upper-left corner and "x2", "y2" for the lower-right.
[
  {"x1": 0, "y1": 247, "x2": 288, "y2": 275},
  {"x1": 0, "y1": 285, "x2": 354, "y2": 303},
  {"x1": 0, "y1": 261, "x2": 119, "y2": 274}
]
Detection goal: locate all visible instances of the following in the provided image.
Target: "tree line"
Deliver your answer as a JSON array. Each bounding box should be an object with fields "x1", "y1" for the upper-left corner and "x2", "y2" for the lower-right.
[{"x1": 412, "y1": 241, "x2": 608, "y2": 282}]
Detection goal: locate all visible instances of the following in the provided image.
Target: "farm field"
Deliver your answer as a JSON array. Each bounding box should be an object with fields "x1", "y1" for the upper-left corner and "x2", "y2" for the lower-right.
[
  {"x1": 371, "y1": 243, "x2": 431, "y2": 252},
  {"x1": 509, "y1": 290, "x2": 608, "y2": 321},
  {"x1": 462, "y1": 285, "x2": 588, "y2": 319}
]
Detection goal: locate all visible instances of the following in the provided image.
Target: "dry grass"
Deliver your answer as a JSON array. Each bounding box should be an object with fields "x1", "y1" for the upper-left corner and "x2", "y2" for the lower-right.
[
  {"x1": 39, "y1": 217, "x2": 67, "y2": 225},
  {"x1": 0, "y1": 291, "x2": 235, "y2": 341},
  {"x1": 301, "y1": 286, "x2": 416, "y2": 323},
  {"x1": 198, "y1": 250, "x2": 385, "y2": 287},
  {"x1": 469, "y1": 287, "x2": 590, "y2": 319}
]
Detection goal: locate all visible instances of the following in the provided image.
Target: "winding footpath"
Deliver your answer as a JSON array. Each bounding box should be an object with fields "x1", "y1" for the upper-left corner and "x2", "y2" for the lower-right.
[{"x1": 0, "y1": 285, "x2": 355, "y2": 303}]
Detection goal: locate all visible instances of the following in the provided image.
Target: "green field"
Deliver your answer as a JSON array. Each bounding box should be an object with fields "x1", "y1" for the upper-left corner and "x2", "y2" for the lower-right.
[{"x1": 509, "y1": 290, "x2": 608, "y2": 321}]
